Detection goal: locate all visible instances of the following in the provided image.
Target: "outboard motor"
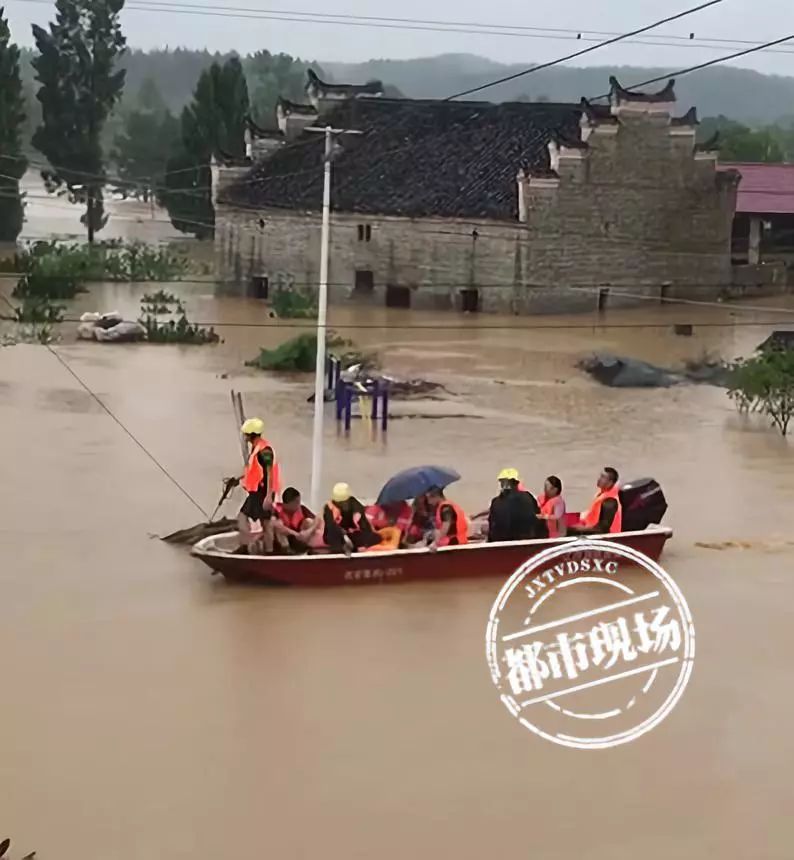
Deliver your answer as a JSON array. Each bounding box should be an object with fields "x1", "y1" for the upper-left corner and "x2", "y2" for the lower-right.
[{"x1": 619, "y1": 478, "x2": 668, "y2": 531}]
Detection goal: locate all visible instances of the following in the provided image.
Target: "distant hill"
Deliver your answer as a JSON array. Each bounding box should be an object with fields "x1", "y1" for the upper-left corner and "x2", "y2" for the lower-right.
[
  {"x1": 324, "y1": 53, "x2": 794, "y2": 125},
  {"x1": 16, "y1": 47, "x2": 794, "y2": 127}
]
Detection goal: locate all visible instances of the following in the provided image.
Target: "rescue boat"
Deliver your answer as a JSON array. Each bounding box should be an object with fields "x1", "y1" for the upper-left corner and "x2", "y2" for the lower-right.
[{"x1": 191, "y1": 524, "x2": 672, "y2": 587}]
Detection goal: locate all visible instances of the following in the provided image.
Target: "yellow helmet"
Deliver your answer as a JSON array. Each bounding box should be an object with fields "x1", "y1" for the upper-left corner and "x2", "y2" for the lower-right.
[
  {"x1": 331, "y1": 482, "x2": 352, "y2": 502},
  {"x1": 497, "y1": 467, "x2": 520, "y2": 482},
  {"x1": 241, "y1": 417, "x2": 264, "y2": 436}
]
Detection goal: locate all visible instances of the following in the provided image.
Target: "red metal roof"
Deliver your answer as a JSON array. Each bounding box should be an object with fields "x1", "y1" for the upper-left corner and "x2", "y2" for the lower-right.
[{"x1": 718, "y1": 162, "x2": 794, "y2": 215}]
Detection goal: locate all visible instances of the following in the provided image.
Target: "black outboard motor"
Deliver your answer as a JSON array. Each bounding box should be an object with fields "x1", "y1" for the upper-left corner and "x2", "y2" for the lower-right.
[{"x1": 619, "y1": 478, "x2": 668, "y2": 531}]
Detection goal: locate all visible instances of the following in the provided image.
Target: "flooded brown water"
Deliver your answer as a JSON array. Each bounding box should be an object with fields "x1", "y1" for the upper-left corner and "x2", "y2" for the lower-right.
[{"x1": 2, "y1": 266, "x2": 794, "y2": 856}]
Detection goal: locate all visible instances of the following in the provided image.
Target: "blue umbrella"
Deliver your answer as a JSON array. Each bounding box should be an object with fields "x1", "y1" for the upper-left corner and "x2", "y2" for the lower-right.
[{"x1": 376, "y1": 465, "x2": 461, "y2": 505}]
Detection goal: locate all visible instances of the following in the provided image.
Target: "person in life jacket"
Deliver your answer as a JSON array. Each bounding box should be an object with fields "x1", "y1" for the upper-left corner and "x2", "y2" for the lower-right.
[
  {"x1": 274, "y1": 487, "x2": 322, "y2": 554},
  {"x1": 226, "y1": 418, "x2": 281, "y2": 553},
  {"x1": 366, "y1": 500, "x2": 413, "y2": 549},
  {"x1": 569, "y1": 466, "x2": 623, "y2": 535},
  {"x1": 536, "y1": 475, "x2": 567, "y2": 539},
  {"x1": 426, "y1": 486, "x2": 469, "y2": 550},
  {"x1": 487, "y1": 468, "x2": 542, "y2": 542},
  {"x1": 323, "y1": 483, "x2": 380, "y2": 555}
]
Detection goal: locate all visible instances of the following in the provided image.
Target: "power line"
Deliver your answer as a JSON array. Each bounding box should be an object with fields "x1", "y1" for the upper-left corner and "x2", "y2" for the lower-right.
[
  {"x1": 14, "y1": 0, "x2": 789, "y2": 55},
  {"x1": 15, "y1": 0, "x2": 760, "y2": 53},
  {"x1": 445, "y1": 0, "x2": 723, "y2": 100},
  {"x1": 590, "y1": 33, "x2": 794, "y2": 99}
]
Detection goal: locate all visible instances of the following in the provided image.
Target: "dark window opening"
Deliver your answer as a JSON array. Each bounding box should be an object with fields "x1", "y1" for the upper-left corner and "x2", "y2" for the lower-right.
[
  {"x1": 386, "y1": 285, "x2": 411, "y2": 309},
  {"x1": 251, "y1": 276, "x2": 269, "y2": 299},
  {"x1": 660, "y1": 283, "x2": 671, "y2": 304},
  {"x1": 365, "y1": 225, "x2": 372, "y2": 241},
  {"x1": 354, "y1": 270, "x2": 374, "y2": 294},
  {"x1": 460, "y1": 289, "x2": 480, "y2": 313},
  {"x1": 358, "y1": 224, "x2": 372, "y2": 242},
  {"x1": 357, "y1": 225, "x2": 364, "y2": 241},
  {"x1": 597, "y1": 288, "x2": 610, "y2": 312}
]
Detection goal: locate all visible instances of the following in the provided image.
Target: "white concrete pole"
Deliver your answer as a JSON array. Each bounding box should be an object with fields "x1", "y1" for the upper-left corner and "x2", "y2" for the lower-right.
[{"x1": 309, "y1": 126, "x2": 333, "y2": 512}]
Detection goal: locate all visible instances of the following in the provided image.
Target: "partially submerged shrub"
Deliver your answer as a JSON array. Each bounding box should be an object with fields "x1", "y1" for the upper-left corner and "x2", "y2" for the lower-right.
[
  {"x1": 727, "y1": 346, "x2": 794, "y2": 435},
  {"x1": 246, "y1": 332, "x2": 363, "y2": 372},
  {"x1": 138, "y1": 291, "x2": 219, "y2": 345}
]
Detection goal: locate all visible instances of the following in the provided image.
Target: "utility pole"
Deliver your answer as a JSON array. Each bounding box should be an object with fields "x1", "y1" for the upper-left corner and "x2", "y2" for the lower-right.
[{"x1": 305, "y1": 124, "x2": 362, "y2": 512}]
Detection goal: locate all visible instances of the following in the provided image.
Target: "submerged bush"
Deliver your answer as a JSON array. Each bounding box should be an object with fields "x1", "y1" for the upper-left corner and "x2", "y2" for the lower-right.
[
  {"x1": 270, "y1": 286, "x2": 317, "y2": 319},
  {"x1": 9, "y1": 240, "x2": 189, "y2": 303},
  {"x1": 727, "y1": 346, "x2": 794, "y2": 435},
  {"x1": 138, "y1": 291, "x2": 219, "y2": 345},
  {"x1": 246, "y1": 332, "x2": 365, "y2": 372}
]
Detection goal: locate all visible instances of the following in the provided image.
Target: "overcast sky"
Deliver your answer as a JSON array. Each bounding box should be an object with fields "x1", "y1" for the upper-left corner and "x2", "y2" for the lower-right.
[{"x1": 6, "y1": 0, "x2": 794, "y2": 76}]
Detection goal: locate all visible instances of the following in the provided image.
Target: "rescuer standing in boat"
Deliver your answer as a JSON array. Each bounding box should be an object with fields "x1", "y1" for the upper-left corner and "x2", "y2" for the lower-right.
[
  {"x1": 568, "y1": 466, "x2": 623, "y2": 535},
  {"x1": 226, "y1": 418, "x2": 281, "y2": 554}
]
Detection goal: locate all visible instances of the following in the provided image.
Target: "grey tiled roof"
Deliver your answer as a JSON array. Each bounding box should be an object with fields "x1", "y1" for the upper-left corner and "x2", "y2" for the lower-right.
[{"x1": 223, "y1": 97, "x2": 582, "y2": 220}]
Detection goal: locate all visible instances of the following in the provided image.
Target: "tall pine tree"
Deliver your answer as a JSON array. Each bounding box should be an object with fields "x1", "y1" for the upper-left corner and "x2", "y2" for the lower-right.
[
  {"x1": 0, "y1": 8, "x2": 26, "y2": 242},
  {"x1": 161, "y1": 56, "x2": 249, "y2": 239},
  {"x1": 31, "y1": 0, "x2": 126, "y2": 242}
]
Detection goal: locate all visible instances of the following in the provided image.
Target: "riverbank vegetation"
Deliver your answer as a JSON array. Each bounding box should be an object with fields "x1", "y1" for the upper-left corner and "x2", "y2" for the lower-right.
[{"x1": 727, "y1": 347, "x2": 794, "y2": 436}]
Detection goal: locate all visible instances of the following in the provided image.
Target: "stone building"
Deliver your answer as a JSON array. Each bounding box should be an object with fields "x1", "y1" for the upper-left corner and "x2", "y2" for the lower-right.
[{"x1": 215, "y1": 74, "x2": 739, "y2": 314}]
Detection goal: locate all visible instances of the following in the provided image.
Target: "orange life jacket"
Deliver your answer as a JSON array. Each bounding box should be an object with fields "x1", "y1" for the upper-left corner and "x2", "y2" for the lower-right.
[
  {"x1": 366, "y1": 502, "x2": 412, "y2": 535},
  {"x1": 276, "y1": 502, "x2": 310, "y2": 532},
  {"x1": 581, "y1": 485, "x2": 622, "y2": 534},
  {"x1": 434, "y1": 500, "x2": 469, "y2": 546},
  {"x1": 537, "y1": 493, "x2": 563, "y2": 539},
  {"x1": 241, "y1": 437, "x2": 281, "y2": 495}
]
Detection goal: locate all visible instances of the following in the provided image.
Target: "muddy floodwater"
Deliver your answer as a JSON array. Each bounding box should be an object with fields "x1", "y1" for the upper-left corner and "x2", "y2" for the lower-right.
[{"x1": 2, "y1": 269, "x2": 794, "y2": 857}]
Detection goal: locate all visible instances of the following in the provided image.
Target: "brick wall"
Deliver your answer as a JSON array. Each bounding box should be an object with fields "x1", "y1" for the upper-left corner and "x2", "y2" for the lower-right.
[{"x1": 216, "y1": 113, "x2": 737, "y2": 315}]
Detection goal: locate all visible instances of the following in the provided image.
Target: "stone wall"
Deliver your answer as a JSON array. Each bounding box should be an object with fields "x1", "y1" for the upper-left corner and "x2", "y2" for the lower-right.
[{"x1": 216, "y1": 112, "x2": 737, "y2": 315}]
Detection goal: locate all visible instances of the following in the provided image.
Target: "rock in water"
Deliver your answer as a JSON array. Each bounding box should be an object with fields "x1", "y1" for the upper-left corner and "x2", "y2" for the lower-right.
[{"x1": 578, "y1": 353, "x2": 679, "y2": 388}]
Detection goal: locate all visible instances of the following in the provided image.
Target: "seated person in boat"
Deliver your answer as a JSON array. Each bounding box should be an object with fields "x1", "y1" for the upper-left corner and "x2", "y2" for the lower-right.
[
  {"x1": 323, "y1": 483, "x2": 381, "y2": 554},
  {"x1": 426, "y1": 486, "x2": 469, "y2": 549},
  {"x1": 406, "y1": 493, "x2": 433, "y2": 545},
  {"x1": 274, "y1": 487, "x2": 323, "y2": 553},
  {"x1": 568, "y1": 467, "x2": 623, "y2": 535},
  {"x1": 487, "y1": 468, "x2": 543, "y2": 542},
  {"x1": 536, "y1": 475, "x2": 567, "y2": 538}
]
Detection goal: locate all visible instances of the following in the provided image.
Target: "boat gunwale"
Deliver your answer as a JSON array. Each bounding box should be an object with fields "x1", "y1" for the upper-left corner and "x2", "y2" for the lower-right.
[{"x1": 190, "y1": 526, "x2": 674, "y2": 563}]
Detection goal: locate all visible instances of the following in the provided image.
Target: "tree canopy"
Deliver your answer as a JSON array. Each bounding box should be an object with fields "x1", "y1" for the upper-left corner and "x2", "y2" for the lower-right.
[
  {"x1": 0, "y1": 7, "x2": 26, "y2": 241},
  {"x1": 160, "y1": 56, "x2": 250, "y2": 239},
  {"x1": 31, "y1": 0, "x2": 127, "y2": 241}
]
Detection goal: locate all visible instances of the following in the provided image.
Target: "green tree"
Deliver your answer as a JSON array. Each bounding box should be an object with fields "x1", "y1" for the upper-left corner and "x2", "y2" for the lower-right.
[
  {"x1": 244, "y1": 51, "x2": 316, "y2": 127},
  {"x1": 700, "y1": 116, "x2": 786, "y2": 163},
  {"x1": 135, "y1": 75, "x2": 166, "y2": 112},
  {"x1": 161, "y1": 56, "x2": 249, "y2": 238},
  {"x1": 0, "y1": 8, "x2": 27, "y2": 241},
  {"x1": 113, "y1": 78, "x2": 179, "y2": 201},
  {"x1": 31, "y1": 0, "x2": 126, "y2": 242}
]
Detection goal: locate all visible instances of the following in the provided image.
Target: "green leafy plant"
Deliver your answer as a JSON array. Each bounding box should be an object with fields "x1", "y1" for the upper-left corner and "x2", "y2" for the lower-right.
[
  {"x1": 727, "y1": 347, "x2": 794, "y2": 435},
  {"x1": 138, "y1": 291, "x2": 218, "y2": 344},
  {"x1": 246, "y1": 332, "x2": 363, "y2": 372},
  {"x1": 270, "y1": 285, "x2": 317, "y2": 319}
]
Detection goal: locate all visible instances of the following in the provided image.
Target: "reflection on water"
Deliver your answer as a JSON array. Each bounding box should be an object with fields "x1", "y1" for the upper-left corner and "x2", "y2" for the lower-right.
[{"x1": 0, "y1": 228, "x2": 793, "y2": 858}]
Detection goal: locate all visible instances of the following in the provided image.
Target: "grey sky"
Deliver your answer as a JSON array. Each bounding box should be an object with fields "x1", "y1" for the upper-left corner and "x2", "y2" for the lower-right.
[{"x1": 6, "y1": 0, "x2": 794, "y2": 77}]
